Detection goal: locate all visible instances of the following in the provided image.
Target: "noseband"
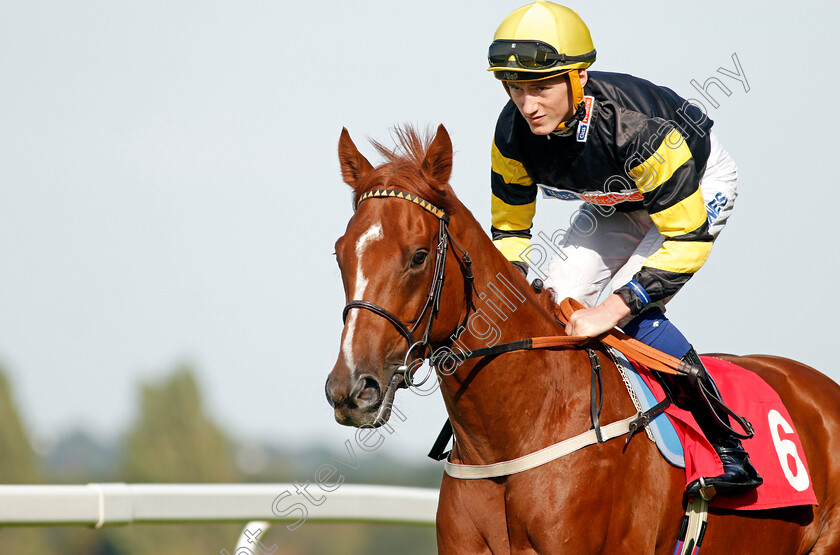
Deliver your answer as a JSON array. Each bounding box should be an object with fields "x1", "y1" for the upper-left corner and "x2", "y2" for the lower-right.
[{"x1": 341, "y1": 189, "x2": 475, "y2": 383}]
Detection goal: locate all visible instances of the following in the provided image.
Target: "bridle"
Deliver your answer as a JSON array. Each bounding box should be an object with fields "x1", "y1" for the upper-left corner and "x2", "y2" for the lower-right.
[{"x1": 341, "y1": 189, "x2": 476, "y2": 386}]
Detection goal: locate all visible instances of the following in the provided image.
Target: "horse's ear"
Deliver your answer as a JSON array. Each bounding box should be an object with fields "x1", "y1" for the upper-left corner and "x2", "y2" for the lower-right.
[
  {"x1": 338, "y1": 127, "x2": 374, "y2": 191},
  {"x1": 421, "y1": 124, "x2": 453, "y2": 191}
]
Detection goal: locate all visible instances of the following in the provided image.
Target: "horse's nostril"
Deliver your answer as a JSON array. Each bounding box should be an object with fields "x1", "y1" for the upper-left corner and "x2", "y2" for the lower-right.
[{"x1": 351, "y1": 375, "x2": 381, "y2": 408}]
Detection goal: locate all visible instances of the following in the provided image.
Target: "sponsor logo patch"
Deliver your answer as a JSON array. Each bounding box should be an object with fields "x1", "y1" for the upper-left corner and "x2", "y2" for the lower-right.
[
  {"x1": 539, "y1": 184, "x2": 643, "y2": 205},
  {"x1": 576, "y1": 95, "x2": 594, "y2": 143}
]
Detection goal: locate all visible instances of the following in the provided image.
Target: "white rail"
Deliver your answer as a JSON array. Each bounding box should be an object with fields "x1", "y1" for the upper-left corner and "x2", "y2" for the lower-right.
[{"x1": 0, "y1": 483, "x2": 439, "y2": 527}]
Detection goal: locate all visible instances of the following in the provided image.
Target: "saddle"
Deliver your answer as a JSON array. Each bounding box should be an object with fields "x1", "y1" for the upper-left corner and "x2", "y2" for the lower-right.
[{"x1": 610, "y1": 349, "x2": 817, "y2": 510}]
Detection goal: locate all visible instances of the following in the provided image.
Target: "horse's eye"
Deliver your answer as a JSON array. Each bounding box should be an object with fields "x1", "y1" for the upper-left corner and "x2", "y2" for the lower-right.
[{"x1": 411, "y1": 250, "x2": 429, "y2": 266}]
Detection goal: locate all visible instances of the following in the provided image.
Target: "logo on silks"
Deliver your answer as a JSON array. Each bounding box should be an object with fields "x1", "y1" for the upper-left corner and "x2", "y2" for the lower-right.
[
  {"x1": 539, "y1": 184, "x2": 643, "y2": 205},
  {"x1": 706, "y1": 191, "x2": 729, "y2": 221},
  {"x1": 576, "y1": 95, "x2": 594, "y2": 143}
]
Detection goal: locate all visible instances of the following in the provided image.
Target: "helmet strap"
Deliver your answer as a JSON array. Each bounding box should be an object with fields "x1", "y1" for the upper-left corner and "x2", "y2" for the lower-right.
[{"x1": 553, "y1": 70, "x2": 587, "y2": 134}]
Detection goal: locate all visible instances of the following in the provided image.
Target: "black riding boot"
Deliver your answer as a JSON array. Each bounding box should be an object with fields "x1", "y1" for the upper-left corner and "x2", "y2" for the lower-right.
[{"x1": 657, "y1": 348, "x2": 763, "y2": 497}]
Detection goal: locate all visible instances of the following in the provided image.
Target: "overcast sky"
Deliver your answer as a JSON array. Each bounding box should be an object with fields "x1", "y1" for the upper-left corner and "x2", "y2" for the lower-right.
[{"x1": 1, "y1": 0, "x2": 838, "y2": 466}]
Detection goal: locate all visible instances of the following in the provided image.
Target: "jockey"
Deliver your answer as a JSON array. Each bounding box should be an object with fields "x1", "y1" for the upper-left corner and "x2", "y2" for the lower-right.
[{"x1": 487, "y1": 1, "x2": 762, "y2": 496}]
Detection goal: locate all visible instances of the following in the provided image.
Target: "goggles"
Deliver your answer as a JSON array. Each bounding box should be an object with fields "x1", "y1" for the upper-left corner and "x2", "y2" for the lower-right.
[{"x1": 488, "y1": 40, "x2": 595, "y2": 70}]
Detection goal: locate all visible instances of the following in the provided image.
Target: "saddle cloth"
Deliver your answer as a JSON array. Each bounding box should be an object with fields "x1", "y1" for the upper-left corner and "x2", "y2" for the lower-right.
[{"x1": 616, "y1": 351, "x2": 818, "y2": 510}]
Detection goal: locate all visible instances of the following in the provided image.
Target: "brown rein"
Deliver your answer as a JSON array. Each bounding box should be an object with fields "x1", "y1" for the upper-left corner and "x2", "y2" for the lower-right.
[
  {"x1": 555, "y1": 298, "x2": 692, "y2": 378},
  {"x1": 453, "y1": 297, "x2": 696, "y2": 380}
]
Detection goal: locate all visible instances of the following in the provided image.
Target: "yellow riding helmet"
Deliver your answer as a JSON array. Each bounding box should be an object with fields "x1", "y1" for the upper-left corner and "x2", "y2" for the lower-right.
[
  {"x1": 488, "y1": 2, "x2": 596, "y2": 133},
  {"x1": 488, "y1": 1, "x2": 596, "y2": 83}
]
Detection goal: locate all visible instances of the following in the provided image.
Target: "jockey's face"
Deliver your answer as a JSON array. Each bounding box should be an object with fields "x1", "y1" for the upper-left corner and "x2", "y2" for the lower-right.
[{"x1": 506, "y1": 70, "x2": 587, "y2": 135}]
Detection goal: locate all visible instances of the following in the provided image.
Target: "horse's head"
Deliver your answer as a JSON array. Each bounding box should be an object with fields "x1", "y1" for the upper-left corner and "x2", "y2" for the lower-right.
[{"x1": 326, "y1": 124, "x2": 465, "y2": 427}]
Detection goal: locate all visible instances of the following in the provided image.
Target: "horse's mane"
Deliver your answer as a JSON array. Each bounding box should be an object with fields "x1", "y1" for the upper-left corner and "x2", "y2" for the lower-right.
[{"x1": 358, "y1": 125, "x2": 455, "y2": 214}]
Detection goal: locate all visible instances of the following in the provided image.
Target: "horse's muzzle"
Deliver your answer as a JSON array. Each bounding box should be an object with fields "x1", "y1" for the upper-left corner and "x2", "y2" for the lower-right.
[{"x1": 325, "y1": 372, "x2": 386, "y2": 427}]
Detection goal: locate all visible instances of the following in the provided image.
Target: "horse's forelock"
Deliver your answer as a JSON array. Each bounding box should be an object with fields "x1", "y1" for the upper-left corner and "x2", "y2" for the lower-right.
[
  {"x1": 371, "y1": 125, "x2": 430, "y2": 166},
  {"x1": 352, "y1": 125, "x2": 453, "y2": 212}
]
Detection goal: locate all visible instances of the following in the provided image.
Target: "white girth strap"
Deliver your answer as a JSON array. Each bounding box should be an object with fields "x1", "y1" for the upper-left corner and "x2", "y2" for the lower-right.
[{"x1": 444, "y1": 414, "x2": 638, "y2": 479}]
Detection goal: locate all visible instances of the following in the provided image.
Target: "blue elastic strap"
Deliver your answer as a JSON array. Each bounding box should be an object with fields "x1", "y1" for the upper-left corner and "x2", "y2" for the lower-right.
[
  {"x1": 626, "y1": 279, "x2": 652, "y2": 307},
  {"x1": 621, "y1": 308, "x2": 691, "y2": 359}
]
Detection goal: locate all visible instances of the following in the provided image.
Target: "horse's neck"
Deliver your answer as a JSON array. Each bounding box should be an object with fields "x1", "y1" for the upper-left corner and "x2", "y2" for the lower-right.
[
  {"x1": 435, "y1": 206, "x2": 594, "y2": 465},
  {"x1": 447, "y1": 201, "x2": 560, "y2": 338}
]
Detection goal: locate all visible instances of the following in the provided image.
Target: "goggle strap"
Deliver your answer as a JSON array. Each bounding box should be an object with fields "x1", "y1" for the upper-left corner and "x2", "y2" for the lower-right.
[{"x1": 547, "y1": 49, "x2": 597, "y2": 64}]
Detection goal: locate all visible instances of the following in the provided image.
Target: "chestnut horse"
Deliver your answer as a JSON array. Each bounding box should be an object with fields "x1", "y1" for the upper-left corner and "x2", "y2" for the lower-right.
[{"x1": 325, "y1": 124, "x2": 840, "y2": 554}]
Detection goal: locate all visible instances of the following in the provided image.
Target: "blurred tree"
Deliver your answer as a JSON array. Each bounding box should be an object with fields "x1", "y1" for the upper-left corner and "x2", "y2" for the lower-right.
[
  {"x1": 121, "y1": 364, "x2": 237, "y2": 483},
  {"x1": 0, "y1": 369, "x2": 41, "y2": 482},
  {"x1": 113, "y1": 364, "x2": 242, "y2": 554},
  {"x1": 0, "y1": 367, "x2": 59, "y2": 553}
]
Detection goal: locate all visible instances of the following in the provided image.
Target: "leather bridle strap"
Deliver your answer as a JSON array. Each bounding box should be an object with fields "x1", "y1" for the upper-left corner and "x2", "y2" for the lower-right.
[
  {"x1": 431, "y1": 298, "x2": 691, "y2": 377},
  {"x1": 341, "y1": 212, "x2": 448, "y2": 359},
  {"x1": 438, "y1": 336, "x2": 587, "y2": 363},
  {"x1": 342, "y1": 300, "x2": 415, "y2": 345},
  {"x1": 342, "y1": 189, "x2": 476, "y2": 379},
  {"x1": 432, "y1": 303, "x2": 688, "y2": 378}
]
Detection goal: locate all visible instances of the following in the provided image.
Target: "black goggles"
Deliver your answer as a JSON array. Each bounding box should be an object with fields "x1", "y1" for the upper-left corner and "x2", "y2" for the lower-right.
[{"x1": 488, "y1": 40, "x2": 595, "y2": 70}]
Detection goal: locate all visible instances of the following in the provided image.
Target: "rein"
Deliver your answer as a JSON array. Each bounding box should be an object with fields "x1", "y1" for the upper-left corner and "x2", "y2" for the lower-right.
[{"x1": 433, "y1": 297, "x2": 701, "y2": 379}]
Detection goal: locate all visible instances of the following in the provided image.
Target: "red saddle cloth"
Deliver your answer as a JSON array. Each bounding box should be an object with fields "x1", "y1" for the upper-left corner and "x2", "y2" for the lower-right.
[{"x1": 636, "y1": 356, "x2": 818, "y2": 510}]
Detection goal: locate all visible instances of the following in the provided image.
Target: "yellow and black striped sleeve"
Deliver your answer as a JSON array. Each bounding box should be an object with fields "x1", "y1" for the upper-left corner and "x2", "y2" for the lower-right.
[
  {"x1": 615, "y1": 124, "x2": 714, "y2": 313},
  {"x1": 490, "y1": 137, "x2": 537, "y2": 268}
]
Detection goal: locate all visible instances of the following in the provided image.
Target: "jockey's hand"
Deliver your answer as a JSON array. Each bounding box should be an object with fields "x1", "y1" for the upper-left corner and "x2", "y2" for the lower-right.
[{"x1": 566, "y1": 294, "x2": 632, "y2": 338}]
